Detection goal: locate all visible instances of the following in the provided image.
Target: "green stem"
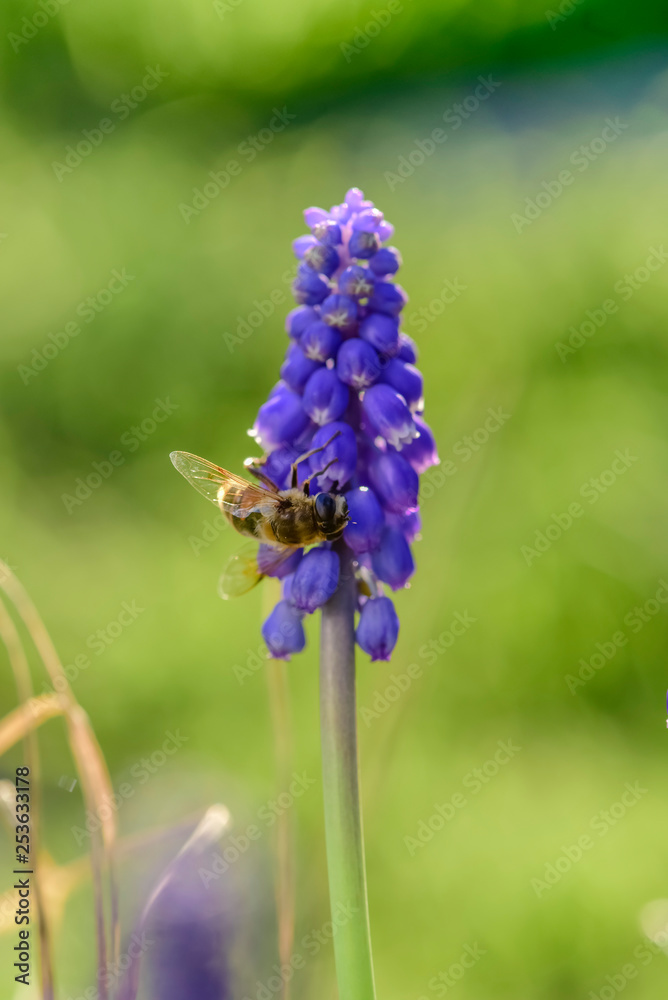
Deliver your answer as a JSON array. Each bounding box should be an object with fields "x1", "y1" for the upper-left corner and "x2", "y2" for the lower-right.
[{"x1": 320, "y1": 542, "x2": 376, "y2": 1000}]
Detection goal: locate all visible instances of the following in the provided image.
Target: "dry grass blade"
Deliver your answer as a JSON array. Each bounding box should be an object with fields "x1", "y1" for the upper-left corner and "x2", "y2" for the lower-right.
[
  {"x1": 0, "y1": 694, "x2": 64, "y2": 756},
  {"x1": 0, "y1": 561, "x2": 120, "y2": 994},
  {"x1": 0, "y1": 597, "x2": 57, "y2": 999}
]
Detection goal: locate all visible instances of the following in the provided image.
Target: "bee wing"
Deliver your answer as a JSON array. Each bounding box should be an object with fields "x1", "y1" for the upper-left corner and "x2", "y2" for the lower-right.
[
  {"x1": 218, "y1": 542, "x2": 297, "y2": 600},
  {"x1": 170, "y1": 451, "x2": 282, "y2": 517},
  {"x1": 218, "y1": 545, "x2": 264, "y2": 600}
]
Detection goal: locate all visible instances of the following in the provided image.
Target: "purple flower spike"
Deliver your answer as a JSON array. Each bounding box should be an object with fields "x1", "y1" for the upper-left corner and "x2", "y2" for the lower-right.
[
  {"x1": 368, "y1": 281, "x2": 408, "y2": 317},
  {"x1": 379, "y1": 359, "x2": 424, "y2": 411},
  {"x1": 304, "y1": 242, "x2": 340, "y2": 278},
  {"x1": 291, "y1": 548, "x2": 340, "y2": 613},
  {"x1": 262, "y1": 600, "x2": 306, "y2": 659},
  {"x1": 339, "y1": 265, "x2": 375, "y2": 300},
  {"x1": 349, "y1": 230, "x2": 381, "y2": 260},
  {"x1": 369, "y1": 451, "x2": 419, "y2": 514},
  {"x1": 397, "y1": 331, "x2": 418, "y2": 363},
  {"x1": 359, "y1": 312, "x2": 400, "y2": 356},
  {"x1": 285, "y1": 305, "x2": 319, "y2": 340},
  {"x1": 292, "y1": 264, "x2": 330, "y2": 306},
  {"x1": 356, "y1": 596, "x2": 400, "y2": 660},
  {"x1": 302, "y1": 367, "x2": 349, "y2": 425},
  {"x1": 253, "y1": 386, "x2": 311, "y2": 451},
  {"x1": 301, "y1": 320, "x2": 342, "y2": 362},
  {"x1": 280, "y1": 343, "x2": 322, "y2": 393},
  {"x1": 337, "y1": 338, "x2": 381, "y2": 390},
  {"x1": 343, "y1": 486, "x2": 384, "y2": 554},
  {"x1": 226, "y1": 188, "x2": 435, "y2": 660},
  {"x1": 309, "y1": 421, "x2": 357, "y2": 492},
  {"x1": 362, "y1": 384, "x2": 418, "y2": 450},
  {"x1": 293, "y1": 234, "x2": 318, "y2": 258},
  {"x1": 400, "y1": 416, "x2": 439, "y2": 474},
  {"x1": 320, "y1": 294, "x2": 358, "y2": 335},
  {"x1": 369, "y1": 247, "x2": 402, "y2": 276},
  {"x1": 371, "y1": 525, "x2": 415, "y2": 590}
]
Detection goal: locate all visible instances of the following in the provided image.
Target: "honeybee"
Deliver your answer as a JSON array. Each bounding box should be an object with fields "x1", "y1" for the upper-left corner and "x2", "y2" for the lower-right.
[{"x1": 170, "y1": 431, "x2": 349, "y2": 598}]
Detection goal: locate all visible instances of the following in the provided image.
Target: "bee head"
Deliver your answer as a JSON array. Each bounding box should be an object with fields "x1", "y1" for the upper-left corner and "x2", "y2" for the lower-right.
[{"x1": 314, "y1": 492, "x2": 349, "y2": 540}]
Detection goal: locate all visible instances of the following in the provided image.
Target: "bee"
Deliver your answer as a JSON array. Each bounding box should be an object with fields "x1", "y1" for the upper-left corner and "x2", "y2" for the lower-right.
[{"x1": 170, "y1": 431, "x2": 349, "y2": 598}]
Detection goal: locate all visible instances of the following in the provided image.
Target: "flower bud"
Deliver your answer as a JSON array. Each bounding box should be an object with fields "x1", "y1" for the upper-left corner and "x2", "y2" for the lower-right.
[
  {"x1": 292, "y1": 264, "x2": 330, "y2": 306},
  {"x1": 301, "y1": 320, "x2": 342, "y2": 362},
  {"x1": 349, "y1": 229, "x2": 380, "y2": 259},
  {"x1": 352, "y1": 208, "x2": 384, "y2": 232},
  {"x1": 285, "y1": 305, "x2": 319, "y2": 340},
  {"x1": 371, "y1": 525, "x2": 415, "y2": 590},
  {"x1": 304, "y1": 242, "x2": 340, "y2": 278},
  {"x1": 368, "y1": 246, "x2": 401, "y2": 276},
  {"x1": 397, "y1": 331, "x2": 418, "y2": 363},
  {"x1": 368, "y1": 281, "x2": 407, "y2": 317},
  {"x1": 362, "y1": 384, "x2": 418, "y2": 450},
  {"x1": 356, "y1": 596, "x2": 400, "y2": 660},
  {"x1": 303, "y1": 368, "x2": 349, "y2": 425},
  {"x1": 310, "y1": 422, "x2": 357, "y2": 491},
  {"x1": 359, "y1": 312, "x2": 400, "y2": 356},
  {"x1": 379, "y1": 359, "x2": 424, "y2": 411},
  {"x1": 312, "y1": 220, "x2": 342, "y2": 245},
  {"x1": 291, "y1": 548, "x2": 340, "y2": 613},
  {"x1": 343, "y1": 486, "x2": 384, "y2": 554},
  {"x1": 253, "y1": 386, "x2": 311, "y2": 451},
  {"x1": 320, "y1": 293, "x2": 358, "y2": 335},
  {"x1": 304, "y1": 206, "x2": 329, "y2": 227},
  {"x1": 262, "y1": 600, "x2": 306, "y2": 660},
  {"x1": 280, "y1": 343, "x2": 322, "y2": 393},
  {"x1": 336, "y1": 338, "x2": 381, "y2": 389},
  {"x1": 369, "y1": 451, "x2": 419, "y2": 514},
  {"x1": 339, "y1": 265, "x2": 374, "y2": 300},
  {"x1": 292, "y1": 234, "x2": 318, "y2": 258},
  {"x1": 400, "y1": 416, "x2": 439, "y2": 474}
]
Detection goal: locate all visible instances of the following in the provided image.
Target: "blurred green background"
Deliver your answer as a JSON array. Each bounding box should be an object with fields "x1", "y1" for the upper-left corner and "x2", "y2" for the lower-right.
[{"x1": 2, "y1": 0, "x2": 668, "y2": 996}]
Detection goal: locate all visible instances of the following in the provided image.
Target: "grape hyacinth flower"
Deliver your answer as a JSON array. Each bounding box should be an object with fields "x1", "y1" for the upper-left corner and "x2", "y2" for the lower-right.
[
  {"x1": 245, "y1": 188, "x2": 438, "y2": 1000},
  {"x1": 247, "y1": 187, "x2": 438, "y2": 666}
]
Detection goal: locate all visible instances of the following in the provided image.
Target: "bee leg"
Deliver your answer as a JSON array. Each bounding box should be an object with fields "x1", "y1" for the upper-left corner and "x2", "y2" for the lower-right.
[
  {"x1": 290, "y1": 430, "x2": 342, "y2": 488},
  {"x1": 301, "y1": 459, "x2": 338, "y2": 495},
  {"x1": 244, "y1": 460, "x2": 281, "y2": 492}
]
